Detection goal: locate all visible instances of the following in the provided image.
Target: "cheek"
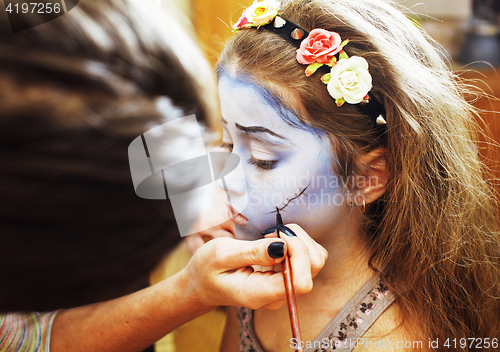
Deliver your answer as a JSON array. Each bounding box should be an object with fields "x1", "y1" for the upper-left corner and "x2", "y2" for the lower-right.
[
  {"x1": 246, "y1": 168, "x2": 308, "y2": 212},
  {"x1": 242, "y1": 152, "x2": 343, "y2": 227},
  {"x1": 275, "y1": 178, "x2": 345, "y2": 237},
  {"x1": 302, "y1": 179, "x2": 345, "y2": 211}
]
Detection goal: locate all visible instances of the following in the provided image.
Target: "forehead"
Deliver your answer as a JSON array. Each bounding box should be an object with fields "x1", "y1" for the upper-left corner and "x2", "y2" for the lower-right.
[
  {"x1": 220, "y1": 77, "x2": 267, "y2": 111},
  {"x1": 218, "y1": 75, "x2": 308, "y2": 132},
  {"x1": 218, "y1": 76, "x2": 333, "y2": 153},
  {"x1": 219, "y1": 76, "x2": 266, "y2": 109}
]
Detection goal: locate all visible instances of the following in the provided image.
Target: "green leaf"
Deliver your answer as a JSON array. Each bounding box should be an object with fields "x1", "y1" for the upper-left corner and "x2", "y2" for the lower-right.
[
  {"x1": 321, "y1": 73, "x2": 331, "y2": 84},
  {"x1": 339, "y1": 50, "x2": 349, "y2": 60},
  {"x1": 305, "y1": 62, "x2": 323, "y2": 77},
  {"x1": 335, "y1": 98, "x2": 345, "y2": 107},
  {"x1": 341, "y1": 39, "x2": 350, "y2": 47}
]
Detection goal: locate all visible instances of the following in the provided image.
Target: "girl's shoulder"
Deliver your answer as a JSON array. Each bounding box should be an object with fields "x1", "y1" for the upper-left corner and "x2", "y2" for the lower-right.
[{"x1": 353, "y1": 302, "x2": 430, "y2": 352}]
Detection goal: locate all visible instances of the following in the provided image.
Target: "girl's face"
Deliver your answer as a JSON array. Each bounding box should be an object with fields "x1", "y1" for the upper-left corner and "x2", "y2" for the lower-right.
[{"x1": 218, "y1": 76, "x2": 347, "y2": 242}]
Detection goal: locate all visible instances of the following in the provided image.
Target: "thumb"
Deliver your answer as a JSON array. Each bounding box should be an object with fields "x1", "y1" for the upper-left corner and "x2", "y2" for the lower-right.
[{"x1": 208, "y1": 237, "x2": 286, "y2": 271}]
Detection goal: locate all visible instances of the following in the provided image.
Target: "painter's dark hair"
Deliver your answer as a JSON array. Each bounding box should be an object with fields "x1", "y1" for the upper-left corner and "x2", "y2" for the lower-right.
[{"x1": 0, "y1": 0, "x2": 216, "y2": 312}]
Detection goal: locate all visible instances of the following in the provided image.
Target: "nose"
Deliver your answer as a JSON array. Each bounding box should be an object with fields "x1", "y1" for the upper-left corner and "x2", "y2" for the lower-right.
[
  {"x1": 212, "y1": 152, "x2": 246, "y2": 196},
  {"x1": 219, "y1": 171, "x2": 246, "y2": 196}
]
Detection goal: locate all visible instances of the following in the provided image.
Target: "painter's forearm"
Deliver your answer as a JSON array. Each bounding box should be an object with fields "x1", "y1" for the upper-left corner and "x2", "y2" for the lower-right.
[{"x1": 50, "y1": 269, "x2": 213, "y2": 352}]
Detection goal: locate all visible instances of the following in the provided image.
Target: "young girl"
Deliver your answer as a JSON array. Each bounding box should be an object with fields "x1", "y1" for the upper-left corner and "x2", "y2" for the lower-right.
[{"x1": 216, "y1": 0, "x2": 500, "y2": 351}]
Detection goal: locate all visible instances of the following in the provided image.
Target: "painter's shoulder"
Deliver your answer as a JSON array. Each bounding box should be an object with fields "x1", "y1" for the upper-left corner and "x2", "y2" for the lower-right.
[{"x1": 353, "y1": 303, "x2": 431, "y2": 352}]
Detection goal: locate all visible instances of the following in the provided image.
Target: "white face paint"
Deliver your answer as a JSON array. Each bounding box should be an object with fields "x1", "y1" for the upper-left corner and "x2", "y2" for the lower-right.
[{"x1": 218, "y1": 76, "x2": 348, "y2": 242}]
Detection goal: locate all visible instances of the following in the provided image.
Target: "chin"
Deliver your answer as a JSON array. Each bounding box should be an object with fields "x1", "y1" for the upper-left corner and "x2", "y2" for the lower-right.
[{"x1": 234, "y1": 224, "x2": 262, "y2": 241}]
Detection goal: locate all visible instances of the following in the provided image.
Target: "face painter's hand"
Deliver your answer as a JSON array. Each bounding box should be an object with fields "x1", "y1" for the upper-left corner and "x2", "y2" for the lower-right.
[
  {"x1": 182, "y1": 237, "x2": 315, "y2": 310},
  {"x1": 260, "y1": 223, "x2": 328, "y2": 310},
  {"x1": 185, "y1": 219, "x2": 235, "y2": 255}
]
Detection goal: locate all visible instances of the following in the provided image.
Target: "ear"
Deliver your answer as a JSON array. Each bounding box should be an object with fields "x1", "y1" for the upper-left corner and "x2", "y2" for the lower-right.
[{"x1": 355, "y1": 147, "x2": 387, "y2": 205}]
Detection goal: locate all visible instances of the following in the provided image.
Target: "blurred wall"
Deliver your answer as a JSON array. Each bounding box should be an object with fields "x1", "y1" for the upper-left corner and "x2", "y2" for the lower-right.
[
  {"x1": 192, "y1": 0, "x2": 253, "y2": 65},
  {"x1": 161, "y1": 0, "x2": 253, "y2": 66},
  {"x1": 401, "y1": 0, "x2": 471, "y2": 19},
  {"x1": 401, "y1": 0, "x2": 473, "y2": 61}
]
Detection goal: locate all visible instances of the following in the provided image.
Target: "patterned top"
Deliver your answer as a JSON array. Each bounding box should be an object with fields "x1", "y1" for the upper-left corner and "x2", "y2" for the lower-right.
[
  {"x1": 0, "y1": 311, "x2": 59, "y2": 352},
  {"x1": 237, "y1": 274, "x2": 395, "y2": 352}
]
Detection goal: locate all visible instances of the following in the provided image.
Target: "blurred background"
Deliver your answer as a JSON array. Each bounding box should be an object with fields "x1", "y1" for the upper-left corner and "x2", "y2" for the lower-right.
[
  {"x1": 0, "y1": 0, "x2": 497, "y2": 351},
  {"x1": 156, "y1": 1, "x2": 500, "y2": 352},
  {"x1": 176, "y1": 0, "x2": 500, "y2": 67}
]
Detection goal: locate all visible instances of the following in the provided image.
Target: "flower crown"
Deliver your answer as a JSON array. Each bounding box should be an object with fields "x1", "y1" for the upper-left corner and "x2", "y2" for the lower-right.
[{"x1": 233, "y1": 0, "x2": 387, "y2": 128}]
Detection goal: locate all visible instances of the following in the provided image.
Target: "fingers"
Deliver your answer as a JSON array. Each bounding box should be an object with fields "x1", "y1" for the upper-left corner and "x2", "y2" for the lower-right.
[
  {"x1": 278, "y1": 234, "x2": 313, "y2": 295},
  {"x1": 188, "y1": 235, "x2": 320, "y2": 309},
  {"x1": 184, "y1": 234, "x2": 206, "y2": 255},
  {"x1": 261, "y1": 300, "x2": 287, "y2": 311},
  {"x1": 284, "y1": 224, "x2": 328, "y2": 278},
  {"x1": 261, "y1": 227, "x2": 277, "y2": 236},
  {"x1": 216, "y1": 268, "x2": 288, "y2": 309},
  {"x1": 203, "y1": 237, "x2": 287, "y2": 272},
  {"x1": 217, "y1": 219, "x2": 236, "y2": 234},
  {"x1": 261, "y1": 226, "x2": 315, "y2": 295},
  {"x1": 262, "y1": 223, "x2": 328, "y2": 280},
  {"x1": 232, "y1": 237, "x2": 315, "y2": 308},
  {"x1": 186, "y1": 220, "x2": 236, "y2": 255}
]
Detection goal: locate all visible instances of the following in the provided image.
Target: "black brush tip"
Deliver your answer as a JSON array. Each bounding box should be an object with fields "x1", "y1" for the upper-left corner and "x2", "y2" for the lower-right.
[{"x1": 275, "y1": 207, "x2": 283, "y2": 227}]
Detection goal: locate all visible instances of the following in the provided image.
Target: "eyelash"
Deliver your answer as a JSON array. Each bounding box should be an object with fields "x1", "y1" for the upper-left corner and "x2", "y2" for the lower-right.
[
  {"x1": 219, "y1": 142, "x2": 278, "y2": 171},
  {"x1": 248, "y1": 156, "x2": 278, "y2": 170}
]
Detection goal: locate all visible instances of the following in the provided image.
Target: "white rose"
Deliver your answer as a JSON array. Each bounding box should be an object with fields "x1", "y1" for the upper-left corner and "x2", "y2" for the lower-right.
[
  {"x1": 246, "y1": 0, "x2": 280, "y2": 26},
  {"x1": 327, "y1": 56, "x2": 372, "y2": 104}
]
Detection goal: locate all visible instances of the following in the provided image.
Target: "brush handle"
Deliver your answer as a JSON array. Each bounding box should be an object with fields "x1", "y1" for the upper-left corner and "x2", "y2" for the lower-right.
[
  {"x1": 282, "y1": 253, "x2": 303, "y2": 352},
  {"x1": 276, "y1": 209, "x2": 302, "y2": 352}
]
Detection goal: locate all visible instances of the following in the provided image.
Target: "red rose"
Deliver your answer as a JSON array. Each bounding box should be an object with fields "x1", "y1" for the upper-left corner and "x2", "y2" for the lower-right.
[{"x1": 296, "y1": 28, "x2": 343, "y2": 64}]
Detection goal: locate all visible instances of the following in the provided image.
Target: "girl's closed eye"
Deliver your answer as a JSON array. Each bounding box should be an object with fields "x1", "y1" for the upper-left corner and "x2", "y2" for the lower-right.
[
  {"x1": 248, "y1": 156, "x2": 278, "y2": 170},
  {"x1": 248, "y1": 147, "x2": 279, "y2": 170},
  {"x1": 221, "y1": 140, "x2": 279, "y2": 170}
]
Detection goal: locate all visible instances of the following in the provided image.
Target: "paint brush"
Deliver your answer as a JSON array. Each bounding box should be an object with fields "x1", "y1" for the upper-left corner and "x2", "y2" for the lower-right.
[{"x1": 276, "y1": 207, "x2": 303, "y2": 352}]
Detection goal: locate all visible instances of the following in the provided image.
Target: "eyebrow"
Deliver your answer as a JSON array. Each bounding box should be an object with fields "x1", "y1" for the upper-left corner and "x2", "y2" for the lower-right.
[{"x1": 235, "y1": 123, "x2": 287, "y2": 140}]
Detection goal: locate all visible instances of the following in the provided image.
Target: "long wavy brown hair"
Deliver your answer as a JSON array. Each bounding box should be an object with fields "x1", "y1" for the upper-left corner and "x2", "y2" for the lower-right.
[{"x1": 217, "y1": 0, "x2": 500, "y2": 349}]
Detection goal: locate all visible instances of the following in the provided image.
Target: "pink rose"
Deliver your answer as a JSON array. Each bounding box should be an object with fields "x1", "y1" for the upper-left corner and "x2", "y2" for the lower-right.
[
  {"x1": 296, "y1": 28, "x2": 343, "y2": 64},
  {"x1": 233, "y1": 12, "x2": 252, "y2": 29}
]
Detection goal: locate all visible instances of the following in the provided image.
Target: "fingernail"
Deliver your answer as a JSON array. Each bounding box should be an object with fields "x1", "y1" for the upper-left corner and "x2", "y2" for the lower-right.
[
  {"x1": 261, "y1": 227, "x2": 277, "y2": 237},
  {"x1": 267, "y1": 242, "x2": 285, "y2": 258},
  {"x1": 279, "y1": 225, "x2": 297, "y2": 237}
]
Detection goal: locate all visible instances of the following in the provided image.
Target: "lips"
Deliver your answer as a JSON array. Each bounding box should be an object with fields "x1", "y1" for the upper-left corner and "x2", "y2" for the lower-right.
[{"x1": 227, "y1": 204, "x2": 249, "y2": 226}]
